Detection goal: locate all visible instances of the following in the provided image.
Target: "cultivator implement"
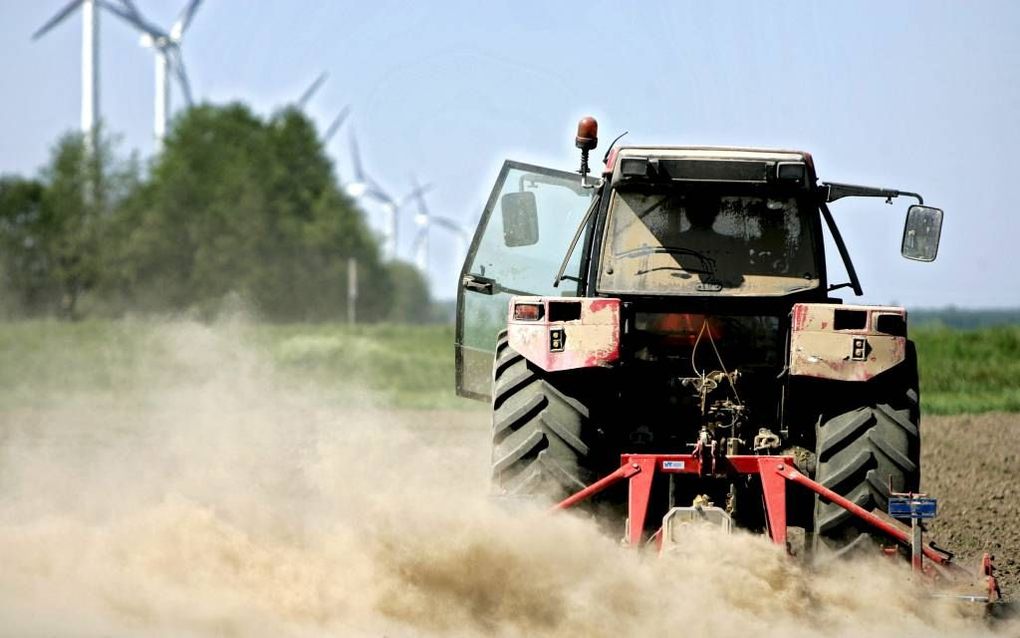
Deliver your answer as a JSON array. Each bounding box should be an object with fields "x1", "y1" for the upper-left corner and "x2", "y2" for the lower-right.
[{"x1": 553, "y1": 453, "x2": 1007, "y2": 611}]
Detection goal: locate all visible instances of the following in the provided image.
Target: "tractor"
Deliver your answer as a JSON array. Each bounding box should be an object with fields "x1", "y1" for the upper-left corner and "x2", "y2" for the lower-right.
[{"x1": 454, "y1": 116, "x2": 949, "y2": 561}]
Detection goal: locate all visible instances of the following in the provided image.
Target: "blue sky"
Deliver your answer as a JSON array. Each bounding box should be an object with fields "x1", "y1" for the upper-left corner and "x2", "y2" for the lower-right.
[{"x1": 2, "y1": 1, "x2": 1018, "y2": 306}]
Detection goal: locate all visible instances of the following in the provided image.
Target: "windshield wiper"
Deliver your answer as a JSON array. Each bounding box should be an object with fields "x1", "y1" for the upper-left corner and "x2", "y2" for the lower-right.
[
  {"x1": 553, "y1": 193, "x2": 601, "y2": 288},
  {"x1": 634, "y1": 265, "x2": 713, "y2": 276},
  {"x1": 615, "y1": 245, "x2": 715, "y2": 265},
  {"x1": 618, "y1": 246, "x2": 717, "y2": 278}
]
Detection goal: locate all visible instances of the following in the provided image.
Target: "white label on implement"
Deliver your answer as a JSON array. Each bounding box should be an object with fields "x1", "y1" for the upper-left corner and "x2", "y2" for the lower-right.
[{"x1": 662, "y1": 460, "x2": 686, "y2": 470}]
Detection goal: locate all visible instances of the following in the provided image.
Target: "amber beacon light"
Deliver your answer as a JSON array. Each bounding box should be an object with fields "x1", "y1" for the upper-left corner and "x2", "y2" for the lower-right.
[
  {"x1": 575, "y1": 116, "x2": 598, "y2": 150},
  {"x1": 575, "y1": 116, "x2": 599, "y2": 185}
]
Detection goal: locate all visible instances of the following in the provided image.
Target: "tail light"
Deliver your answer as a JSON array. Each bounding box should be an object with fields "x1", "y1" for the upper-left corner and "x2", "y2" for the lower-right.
[
  {"x1": 513, "y1": 303, "x2": 544, "y2": 321},
  {"x1": 645, "y1": 313, "x2": 723, "y2": 345}
]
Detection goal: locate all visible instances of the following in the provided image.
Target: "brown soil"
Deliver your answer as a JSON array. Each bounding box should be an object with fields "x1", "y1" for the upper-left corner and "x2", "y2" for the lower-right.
[{"x1": 923, "y1": 412, "x2": 1020, "y2": 595}]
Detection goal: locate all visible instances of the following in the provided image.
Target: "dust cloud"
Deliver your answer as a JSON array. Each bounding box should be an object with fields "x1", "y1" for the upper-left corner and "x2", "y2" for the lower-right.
[{"x1": 0, "y1": 320, "x2": 1007, "y2": 637}]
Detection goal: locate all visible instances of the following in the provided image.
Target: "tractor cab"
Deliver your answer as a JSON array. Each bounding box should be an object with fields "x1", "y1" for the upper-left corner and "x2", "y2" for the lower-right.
[
  {"x1": 455, "y1": 118, "x2": 943, "y2": 400},
  {"x1": 596, "y1": 147, "x2": 823, "y2": 299}
]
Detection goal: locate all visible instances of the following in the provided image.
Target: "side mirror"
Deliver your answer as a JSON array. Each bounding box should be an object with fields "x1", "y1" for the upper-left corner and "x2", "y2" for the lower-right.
[
  {"x1": 901, "y1": 205, "x2": 943, "y2": 262},
  {"x1": 501, "y1": 192, "x2": 540, "y2": 247}
]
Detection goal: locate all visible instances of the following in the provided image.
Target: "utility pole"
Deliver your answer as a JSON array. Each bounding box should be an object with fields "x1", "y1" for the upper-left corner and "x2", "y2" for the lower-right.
[{"x1": 347, "y1": 257, "x2": 358, "y2": 324}]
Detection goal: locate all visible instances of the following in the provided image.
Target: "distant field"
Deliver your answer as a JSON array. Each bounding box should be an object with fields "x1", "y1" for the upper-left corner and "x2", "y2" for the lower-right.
[
  {"x1": 0, "y1": 320, "x2": 1016, "y2": 414},
  {"x1": 0, "y1": 319, "x2": 468, "y2": 411},
  {"x1": 913, "y1": 325, "x2": 1020, "y2": 414}
]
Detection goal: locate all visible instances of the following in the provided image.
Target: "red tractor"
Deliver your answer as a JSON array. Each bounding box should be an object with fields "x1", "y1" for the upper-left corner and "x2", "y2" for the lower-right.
[{"x1": 455, "y1": 117, "x2": 952, "y2": 563}]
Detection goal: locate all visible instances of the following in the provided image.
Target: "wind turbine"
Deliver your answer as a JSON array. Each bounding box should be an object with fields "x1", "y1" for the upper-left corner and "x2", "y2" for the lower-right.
[
  {"x1": 342, "y1": 131, "x2": 394, "y2": 256},
  {"x1": 107, "y1": 0, "x2": 203, "y2": 145},
  {"x1": 410, "y1": 183, "x2": 470, "y2": 274},
  {"x1": 342, "y1": 130, "x2": 431, "y2": 261},
  {"x1": 343, "y1": 130, "x2": 384, "y2": 202},
  {"x1": 31, "y1": 0, "x2": 118, "y2": 145},
  {"x1": 382, "y1": 180, "x2": 433, "y2": 263}
]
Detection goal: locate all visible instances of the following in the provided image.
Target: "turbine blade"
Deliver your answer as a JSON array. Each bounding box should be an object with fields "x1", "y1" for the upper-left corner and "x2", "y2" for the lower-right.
[
  {"x1": 399, "y1": 177, "x2": 433, "y2": 210},
  {"x1": 296, "y1": 72, "x2": 328, "y2": 110},
  {"x1": 405, "y1": 183, "x2": 430, "y2": 211},
  {"x1": 101, "y1": 0, "x2": 165, "y2": 39},
  {"x1": 170, "y1": 0, "x2": 203, "y2": 40},
  {"x1": 364, "y1": 183, "x2": 395, "y2": 206},
  {"x1": 323, "y1": 105, "x2": 351, "y2": 143},
  {"x1": 31, "y1": 0, "x2": 83, "y2": 40},
  {"x1": 96, "y1": 0, "x2": 151, "y2": 34},
  {"x1": 118, "y1": 0, "x2": 142, "y2": 18},
  {"x1": 432, "y1": 216, "x2": 467, "y2": 237},
  {"x1": 169, "y1": 48, "x2": 193, "y2": 105},
  {"x1": 346, "y1": 131, "x2": 394, "y2": 205},
  {"x1": 349, "y1": 130, "x2": 366, "y2": 181},
  {"x1": 412, "y1": 178, "x2": 429, "y2": 218}
]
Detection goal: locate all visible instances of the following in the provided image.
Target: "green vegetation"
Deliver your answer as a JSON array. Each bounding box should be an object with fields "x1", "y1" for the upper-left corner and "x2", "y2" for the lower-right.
[
  {"x1": 257, "y1": 322, "x2": 465, "y2": 409},
  {"x1": 0, "y1": 321, "x2": 1015, "y2": 413},
  {"x1": 914, "y1": 325, "x2": 1020, "y2": 415},
  {"x1": 0, "y1": 319, "x2": 471, "y2": 411}
]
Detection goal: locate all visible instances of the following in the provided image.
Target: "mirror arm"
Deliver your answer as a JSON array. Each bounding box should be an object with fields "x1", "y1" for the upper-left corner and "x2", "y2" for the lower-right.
[
  {"x1": 819, "y1": 202, "x2": 864, "y2": 297},
  {"x1": 822, "y1": 182, "x2": 924, "y2": 206},
  {"x1": 897, "y1": 190, "x2": 924, "y2": 205},
  {"x1": 553, "y1": 194, "x2": 600, "y2": 288}
]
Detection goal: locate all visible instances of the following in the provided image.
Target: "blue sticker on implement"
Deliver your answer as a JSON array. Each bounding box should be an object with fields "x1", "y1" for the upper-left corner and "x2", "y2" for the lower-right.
[
  {"x1": 662, "y1": 460, "x2": 686, "y2": 470},
  {"x1": 888, "y1": 497, "x2": 938, "y2": 519}
]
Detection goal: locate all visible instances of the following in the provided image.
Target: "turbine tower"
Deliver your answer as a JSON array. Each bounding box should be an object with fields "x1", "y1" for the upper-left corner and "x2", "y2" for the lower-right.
[
  {"x1": 32, "y1": 0, "x2": 109, "y2": 144},
  {"x1": 411, "y1": 178, "x2": 432, "y2": 271},
  {"x1": 107, "y1": 0, "x2": 203, "y2": 146}
]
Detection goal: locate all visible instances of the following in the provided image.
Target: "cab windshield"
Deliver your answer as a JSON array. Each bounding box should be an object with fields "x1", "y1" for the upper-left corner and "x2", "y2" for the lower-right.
[{"x1": 597, "y1": 188, "x2": 820, "y2": 296}]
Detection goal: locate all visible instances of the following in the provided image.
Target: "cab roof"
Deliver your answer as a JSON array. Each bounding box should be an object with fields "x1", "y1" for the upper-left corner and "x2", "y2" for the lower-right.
[{"x1": 605, "y1": 145, "x2": 817, "y2": 183}]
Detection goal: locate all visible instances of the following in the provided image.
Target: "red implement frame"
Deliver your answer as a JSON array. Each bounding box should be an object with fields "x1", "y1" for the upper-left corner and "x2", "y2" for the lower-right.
[{"x1": 552, "y1": 453, "x2": 956, "y2": 567}]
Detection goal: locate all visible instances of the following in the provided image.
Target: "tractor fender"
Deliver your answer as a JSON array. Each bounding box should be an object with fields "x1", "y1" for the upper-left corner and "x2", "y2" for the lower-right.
[
  {"x1": 789, "y1": 302, "x2": 908, "y2": 382},
  {"x1": 505, "y1": 296, "x2": 620, "y2": 372}
]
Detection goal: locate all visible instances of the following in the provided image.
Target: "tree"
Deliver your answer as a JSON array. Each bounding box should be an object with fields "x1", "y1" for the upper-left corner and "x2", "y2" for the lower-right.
[
  {"x1": 109, "y1": 103, "x2": 396, "y2": 321},
  {"x1": 0, "y1": 127, "x2": 135, "y2": 318},
  {"x1": 4, "y1": 105, "x2": 436, "y2": 323},
  {"x1": 0, "y1": 176, "x2": 50, "y2": 315},
  {"x1": 384, "y1": 260, "x2": 433, "y2": 323}
]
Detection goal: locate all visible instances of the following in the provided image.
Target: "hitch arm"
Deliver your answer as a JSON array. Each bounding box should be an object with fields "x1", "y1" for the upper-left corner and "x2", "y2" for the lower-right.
[{"x1": 775, "y1": 464, "x2": 954, "y2": 566}]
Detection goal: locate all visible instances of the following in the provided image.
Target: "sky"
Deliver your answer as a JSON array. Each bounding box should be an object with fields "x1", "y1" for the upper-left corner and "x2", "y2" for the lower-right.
[{"x1": 1, "y1": 1, "x2": 1018, "y2": 306}]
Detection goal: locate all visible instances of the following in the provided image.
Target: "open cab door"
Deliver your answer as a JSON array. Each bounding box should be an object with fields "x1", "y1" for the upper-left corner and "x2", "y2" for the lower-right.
[{"x1": 455, "y1": 160, "x2": 596, "y2": 400}]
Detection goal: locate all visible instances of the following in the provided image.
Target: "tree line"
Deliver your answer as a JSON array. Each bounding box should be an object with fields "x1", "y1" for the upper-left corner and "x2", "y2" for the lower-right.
[{"x1": 0, "y1": 104, "x2": 432, "y2": 323}]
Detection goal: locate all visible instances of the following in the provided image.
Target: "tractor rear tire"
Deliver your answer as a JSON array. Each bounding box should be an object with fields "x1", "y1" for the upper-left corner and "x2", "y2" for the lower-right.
[
  {"x1": 489, "y1": 330, "x2": 599, "y2": 501},
  {"x1": 812, "y1": 346, "x2": 921, "y2": 559}
]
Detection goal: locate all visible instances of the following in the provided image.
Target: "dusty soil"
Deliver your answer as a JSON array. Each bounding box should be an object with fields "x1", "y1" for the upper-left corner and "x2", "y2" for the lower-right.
[
  {"x1": 436, "y1": 409, "x2": 1020, "y2": 596},
  {"x1": 0, "y1": 322, "x2": 1016, "y2": 635},
  {"x1": 381, "y1": 409, "x2": 1020, "y2": 595},
  {"x1": 923, "y1": 412, "x2": 1020, "y2": 594}
]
